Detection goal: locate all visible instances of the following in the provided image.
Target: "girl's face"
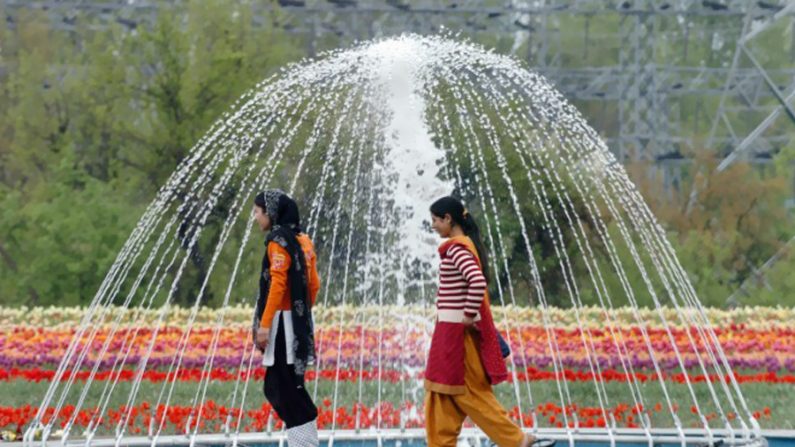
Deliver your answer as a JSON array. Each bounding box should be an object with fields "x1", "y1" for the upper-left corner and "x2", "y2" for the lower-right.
[
  {"x1": 431, "y1": 213, "x2": 453, "y2": 238},
  {"x1": 254, "y1": 205, "x2": 272, "y2": 232}
]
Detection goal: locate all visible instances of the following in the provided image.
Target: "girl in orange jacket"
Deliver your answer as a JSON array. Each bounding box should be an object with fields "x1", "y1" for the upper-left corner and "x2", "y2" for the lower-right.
[{"x1": 252, "y1": 189, "x2": 321, "y2": 446}]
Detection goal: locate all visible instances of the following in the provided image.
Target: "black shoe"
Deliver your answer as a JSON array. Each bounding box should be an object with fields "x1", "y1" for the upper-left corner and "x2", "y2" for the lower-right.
[{"x1": 488, "y1": 437, "x2": 556, "y2": 447}]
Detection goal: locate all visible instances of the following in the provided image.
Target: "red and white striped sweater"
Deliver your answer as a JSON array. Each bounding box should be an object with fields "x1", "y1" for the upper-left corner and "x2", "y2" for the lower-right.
[
  {"x1": 425, "y1": 236, "x2": 509, "y2": 392},
  {"x1": 437, "y1": 244, "x2": 487, "y2": 322}
]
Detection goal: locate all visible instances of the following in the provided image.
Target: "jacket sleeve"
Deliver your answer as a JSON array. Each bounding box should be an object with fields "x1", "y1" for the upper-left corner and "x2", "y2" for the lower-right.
[
  {"x1": 448, "y1": 245, "x2": 487, "y2": 318},
  {"x1": 307, "y1": 248, "x2": 321, "y2": 307},
  {"x1": 260, "y1": 242, "x2": 291, "y2": 329}
]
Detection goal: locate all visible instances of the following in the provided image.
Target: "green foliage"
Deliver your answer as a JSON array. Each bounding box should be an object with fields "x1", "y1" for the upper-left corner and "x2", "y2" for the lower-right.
[
  {"x1": 0, "y1": 153, "x2": 142, "y2": 306},
  {"x1": 628, "y1": 153, "x2": 794, "y2": 307},
  {"x1": 0, "y1": 1, "x2": 303, "y2": 306}
]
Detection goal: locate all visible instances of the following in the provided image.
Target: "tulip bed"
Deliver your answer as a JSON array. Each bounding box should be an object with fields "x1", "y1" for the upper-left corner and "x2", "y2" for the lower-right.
[{"x1": 0, "y1": 305, "x2": 793, "y2": 438}]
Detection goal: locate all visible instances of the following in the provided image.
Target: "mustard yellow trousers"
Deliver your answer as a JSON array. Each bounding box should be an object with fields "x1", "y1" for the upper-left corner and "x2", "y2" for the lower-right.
[{"x1": 425, "y1": 330, "x2": 525, "y2": 447}]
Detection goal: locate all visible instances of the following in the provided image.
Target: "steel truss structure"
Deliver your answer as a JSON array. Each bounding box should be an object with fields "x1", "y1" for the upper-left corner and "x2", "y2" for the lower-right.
[{"x1": 2, "y1": 0, "x2": 794, "y2": 167}]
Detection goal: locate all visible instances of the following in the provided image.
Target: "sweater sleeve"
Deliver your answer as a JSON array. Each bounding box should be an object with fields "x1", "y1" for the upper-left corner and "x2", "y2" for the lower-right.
[
  {"x1": 260, "y1": 242, "x2": 291, "y2": 329},
  {"x1": 448, "y1": 245, "x2": 487, "y2": 318}
]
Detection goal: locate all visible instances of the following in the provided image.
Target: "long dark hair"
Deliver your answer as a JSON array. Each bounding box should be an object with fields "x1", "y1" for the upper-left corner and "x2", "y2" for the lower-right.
[{"x1": 430, "y1": 196, "x2": 491, "y2": 284}]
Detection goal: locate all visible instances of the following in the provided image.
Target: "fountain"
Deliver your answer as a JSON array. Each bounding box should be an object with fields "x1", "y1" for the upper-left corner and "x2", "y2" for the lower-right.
[{"x1": 22, "y1": 35, "x2": 765, "y2": 447}]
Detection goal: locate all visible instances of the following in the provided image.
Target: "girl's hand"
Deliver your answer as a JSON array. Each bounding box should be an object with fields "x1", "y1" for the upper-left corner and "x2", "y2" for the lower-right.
[
  {"x1": 462, "y1": 316, "x2": 478, "y2": 331},
  {"x1": 256, "y1": 327, "x2": 270, "y2": 350}
]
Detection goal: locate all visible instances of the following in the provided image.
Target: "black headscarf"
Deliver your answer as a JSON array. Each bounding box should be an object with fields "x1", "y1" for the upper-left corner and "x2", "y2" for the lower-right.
[{"x1": 253, "y1": 189, "x2": 315, "y2": 380}]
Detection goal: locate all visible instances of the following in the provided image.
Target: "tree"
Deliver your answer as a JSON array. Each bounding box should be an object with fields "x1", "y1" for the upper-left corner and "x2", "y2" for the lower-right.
[
  {"x1": 627, "y1": 151, "x2": 793, "y2": 307},
  {"x1": 0, "y1": 1, "x2": 303, "y2": 306}
]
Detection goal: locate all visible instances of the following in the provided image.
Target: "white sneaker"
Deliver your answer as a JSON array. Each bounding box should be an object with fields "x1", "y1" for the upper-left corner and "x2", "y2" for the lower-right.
[{"x1": 286, "y1": 419, "x2": 319, "y2": 447}]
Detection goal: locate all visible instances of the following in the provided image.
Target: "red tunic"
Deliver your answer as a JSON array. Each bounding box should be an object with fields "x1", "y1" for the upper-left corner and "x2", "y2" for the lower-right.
[{"x1": 424, "y1": 236, "x2": 509, "y2": 395}]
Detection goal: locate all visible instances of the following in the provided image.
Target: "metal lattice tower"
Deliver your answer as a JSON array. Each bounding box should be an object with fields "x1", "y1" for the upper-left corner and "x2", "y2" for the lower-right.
[
  {"x1": 2, "y1": 0, "x2": 795, "y2": 165},
  {"x1": 618, "y1": 0, "x2": 662, "y2": 162}
]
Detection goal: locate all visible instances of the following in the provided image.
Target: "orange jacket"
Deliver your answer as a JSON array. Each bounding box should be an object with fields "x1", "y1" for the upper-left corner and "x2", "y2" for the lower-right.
[{"x1": 259, "y1": 234, "x2": 321, "y2": 329}]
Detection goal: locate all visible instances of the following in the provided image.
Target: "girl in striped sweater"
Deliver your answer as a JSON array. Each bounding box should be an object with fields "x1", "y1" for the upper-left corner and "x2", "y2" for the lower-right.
[{"x1": 425, "y1": 196, "x2": 544, "y2": 447}]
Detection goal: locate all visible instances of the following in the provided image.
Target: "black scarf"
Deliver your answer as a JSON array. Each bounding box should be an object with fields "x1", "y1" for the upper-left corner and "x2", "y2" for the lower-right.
[{"x1": 253, "y1": 192, "x2": 316, "y2": 381}]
